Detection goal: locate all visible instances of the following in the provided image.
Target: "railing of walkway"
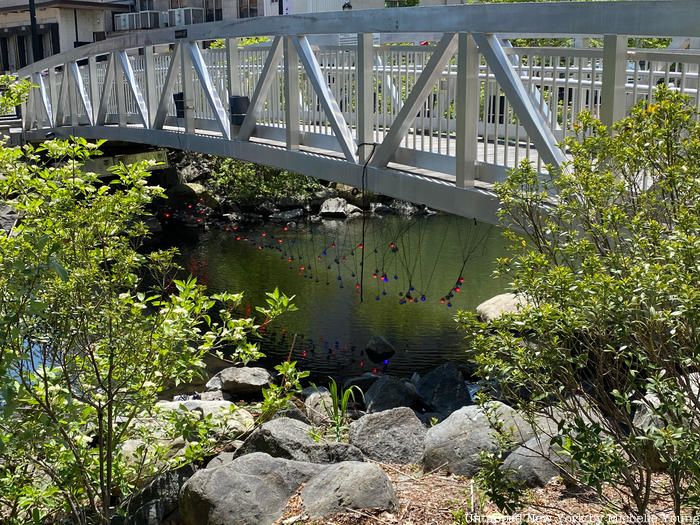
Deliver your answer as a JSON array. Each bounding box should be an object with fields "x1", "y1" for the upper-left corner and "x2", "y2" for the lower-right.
[{"x1": 16, "y1": 1, "x2": 700, "y2": 193}]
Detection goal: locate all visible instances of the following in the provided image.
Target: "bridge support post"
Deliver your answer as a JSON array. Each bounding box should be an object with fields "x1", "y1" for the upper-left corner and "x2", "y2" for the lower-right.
[
  {"x1": 88, "y1": 56, "x2": 99, "y2": 125},
  {"x1": 284, "y1": 37, "x2": 300, "y2": 151},
  {"x1": 455, "y1": 33, "x2": 479, "y2": 188},
  {"x1": 357, "y1": 33, "x2": 374, "y2": 163},
  {"x1": 114, "y1": 52, "x2": 127, "y2": 128},
  {"x1": 144, "y1": 45, "x2": 157, "y2": 128},
  {"x1": 226, "y1": 38, "x2": 241, "y2": 98},
  {"x1": 181, "y1": 42, "x2": 196, "y2": 134},
  {"x1": 601, "y1": 34, "x2": 628, "y2": 129}
]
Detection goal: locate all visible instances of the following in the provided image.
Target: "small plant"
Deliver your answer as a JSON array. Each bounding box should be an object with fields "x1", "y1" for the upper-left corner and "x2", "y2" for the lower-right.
[{"x1": 322, "y1": 379, "x2": 363, "y2": 442}]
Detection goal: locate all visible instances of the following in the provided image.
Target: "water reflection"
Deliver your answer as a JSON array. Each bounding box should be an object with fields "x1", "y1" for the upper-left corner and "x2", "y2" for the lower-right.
[{"x1": 179, "y1": 215, "x2": 508, "y2": 379}]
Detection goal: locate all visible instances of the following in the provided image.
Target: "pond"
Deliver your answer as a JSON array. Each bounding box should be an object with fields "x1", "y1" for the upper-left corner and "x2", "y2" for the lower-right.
[{"x1": 178, "y1": 214, "x2": 509, "y2": 380}]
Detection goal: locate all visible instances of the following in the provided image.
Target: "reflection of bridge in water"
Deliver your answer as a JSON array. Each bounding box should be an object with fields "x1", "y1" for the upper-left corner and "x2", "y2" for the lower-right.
[{"x1": 16, "y1": 0, "x2": 700, "y2": 223}]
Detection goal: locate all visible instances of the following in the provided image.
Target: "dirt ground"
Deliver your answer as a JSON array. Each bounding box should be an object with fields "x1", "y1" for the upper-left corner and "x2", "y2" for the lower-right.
[{"x1": 275, "y1": 463, "x2": 685, "y2": 525}]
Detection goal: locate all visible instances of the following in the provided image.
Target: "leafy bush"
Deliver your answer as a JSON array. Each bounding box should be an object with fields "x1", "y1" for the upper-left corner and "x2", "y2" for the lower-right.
[
  {"x1": 208, "y1": 158, "x2": 323, "y2": 206},
  {"x1": 460, "y1": 86, "x2": 700, "y2": 519},
  {"x1": 0, "y1": 138, "x2": 295, "y2": 524}
]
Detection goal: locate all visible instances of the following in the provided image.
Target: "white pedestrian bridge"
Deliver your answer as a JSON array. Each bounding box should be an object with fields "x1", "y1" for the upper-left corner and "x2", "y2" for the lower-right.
[{"x1": 15, "y1": 0, "x2": 700, "y2": 223}]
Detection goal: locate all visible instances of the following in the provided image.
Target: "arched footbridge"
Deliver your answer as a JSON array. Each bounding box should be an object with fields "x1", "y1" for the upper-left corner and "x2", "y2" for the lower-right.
[{"x1": 16, "y1": 0, "x2": 700, "y2": 223}]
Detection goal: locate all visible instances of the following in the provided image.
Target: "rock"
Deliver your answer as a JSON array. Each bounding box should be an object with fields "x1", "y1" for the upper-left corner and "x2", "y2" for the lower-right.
[
  {"x1": 364, "y1": 376, "x2": 419, "y2": 413},
  {"x1": 343, "y1": 373, "x2": 380, "y2": 394},
  {"x1": 349, "y1": 407, "x2": 426, "y2": 464},
  {"x1": 502, "y1": 434, "x2": 568, "y2": 488},
  {"x1": 422, "y1": 401, "x2": 535, "y2": 477},
  {"x1": 277, "y1": 195, "x2": 306, "y2": 209},
  {"x1": 180, "y1": 452, "x2": 321, "y2": 525},
  {"x1": 300, "y1": 386, "x2": 328, "y2": 399},
  {"x1": 302, "y1": 462, "x2": 397, "y2": 518},
  {"x1": 365, "y1": 336, "x2": 396, "y2": 362},
  {"x1": 258, "y1": 201, "x2": 279, "y2": 215},
  {"x1": 234, "y1": 417, "x2": 363, "y2": 463},
  {"x1": 166, "y1": 182, "x2": 219, "y2": 209},
  {"x1": 390, "y1": 200, "x2": 420, "y2": 216},
  {"x1": 206, "y1": 366, "x2": 272, "y2": 395},
  {"x1": 198, "y1": 390, "x2": 232, "y2": 402},
  {"x1": 476, "y1": 293, "x2": 528, "y2": 322},
  {"x1": 370, "y1": 203, "x2": 396, "y2": 215},
  {"x1": 206, "y1": 452, "x2": 236, "y2": 469},
  {"x1": 270, "y1": 208, "x2": 305, "y2": 222},
  {"x1": 319, "y1": 197, "x2": 362, "y2": 219},
  {"x1": 305, "y1": 390, "x2": 334, "y2": 425},
  {"x1": 127, "y1": 465, "x2": 195, "y2": 525},
  {"x1": 273, "y1": 402, "x2": 311, "y2": 425},
  {"x1": 0, "y1": 205, "x2": 18, "y2": 233},
  {"x1": 417, "y1": 363, "x2": 472, "y2": 417},
  {"x1": 156, "y1": 400, "x2": 254, "y2": 434}
]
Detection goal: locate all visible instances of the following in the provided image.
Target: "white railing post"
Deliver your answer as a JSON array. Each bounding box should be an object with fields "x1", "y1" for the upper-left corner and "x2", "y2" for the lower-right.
[
  {"x1": 601, "y1": 34, "x2": 628, "y2": 128},
  {"x1": 88, "y1": 55, "x2": 99, "y2": 125},
  {"x1": 284, "y1": 36, "x2": 300, "y2": 151},
  {"x1": 181, "y1": 41, "x2": 196, "y2": 133},
  {"x1": 67, "y1": 62, "x2": 78, "y2": 127},
  {"x1": 144, "y1": 45, "x2": 157, "y2": 128},
  {"x1": 226, "y1": 37, "x2": 241, "y2": 98},
  {"x1": 357, "y1": 33, "x2": 373, "y2": 163},
  {"x1": 455, "y1": 33, "x2": 479, "y2": 188},
  {"x1": 114, "y1": 52, "x2": 127, "y2": 127}
]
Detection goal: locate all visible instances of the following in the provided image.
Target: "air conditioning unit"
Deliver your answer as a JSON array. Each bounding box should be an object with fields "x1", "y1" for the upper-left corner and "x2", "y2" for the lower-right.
[
  {"x1": 159, "y1": 11, "x2": 170, "y2": 27},
  {"x1": 114, "y1": 13, "x2": 130, "y2": 31},
  {"x1": 168, "y1": 8, "x2": 204, "y2": 27},
  {"x1": 139, "y1": 10, "x2": 161, "y2": 29}
]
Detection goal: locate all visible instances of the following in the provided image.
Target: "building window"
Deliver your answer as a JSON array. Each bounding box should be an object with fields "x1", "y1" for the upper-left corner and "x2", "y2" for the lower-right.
[
  {"x1": 204, "y1": 0, "x2": 223, "y2": 21},
  {"x1": 239, "y1": 0, "x2": 258, "y2": 18}
]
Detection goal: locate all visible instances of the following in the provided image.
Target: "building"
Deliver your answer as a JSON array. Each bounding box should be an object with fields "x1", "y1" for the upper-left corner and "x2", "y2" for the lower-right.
[{"x1": 0, "y1": 0, "x2": 130, "y2": 71}]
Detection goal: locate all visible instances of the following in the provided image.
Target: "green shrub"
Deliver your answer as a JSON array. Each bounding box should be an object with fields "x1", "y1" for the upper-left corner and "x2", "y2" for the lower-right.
[{"x1": 459, "y1": 86, "x2": 700, "y2": 519}]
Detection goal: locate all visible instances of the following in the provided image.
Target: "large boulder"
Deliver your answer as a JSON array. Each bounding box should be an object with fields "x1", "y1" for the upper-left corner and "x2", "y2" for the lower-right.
[
  {"x1": 269, "y1": 208, "x2": 305, "y2": 223},
  {"x1": 156, "y1": 400, "x2": 254, "y2": 434},
  {"x1": 502, "y1": 434, "x2": 568, "y2": 487},
  {"x1": 0, "y1": 205, "x2": 18, "y2": 233},
  {"x1": 124, "y1": 465, "x2": 195, "y2": 525},
  {"x1": 319, "y1": 197, "x2": 362, "y2": 218},
  {"x1": 365, "y1": 336, "x2": 396, "y2": 362},
  {"x1": 364, "y1": 376, "x2": 419, "y2": 413},
  {"x1": 422, "y1": 402, "x2": 535, "y2": 477},
  {"x1": 476, "y1": 293, "x2": 528, "y2": 322},
  {"x1": 206, "y1": 366, "x2": 272, "y2": 395},
  {"x1": 166, "y1": 182, "x2": 219, "y2": 209},
  {"x1": 417, "y1": 363, "x2": 472, "y2": 417},
  {"x1": 305, "y1": 390, "x2": 334, "y2": 425},
  {"x1": 179, "y1": 452, "x2": 320, "y2": 525},
  {"x1": 234, "y1": 417, "x2": 363, "y2": 463},
  {"x1": 302, "y1": 462, "x2": 397, "y2": 518},
  {"x1": 349, "y1": 407, "x2": 426, "y2": 464},
  {"x1": 344, "y1": 373, "x2": 381, "y2": 393}
]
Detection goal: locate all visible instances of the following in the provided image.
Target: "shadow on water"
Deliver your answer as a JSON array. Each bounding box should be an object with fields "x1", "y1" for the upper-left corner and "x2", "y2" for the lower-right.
[{"x1": 178, "y1": 214, "x2": 508, "y2": 380}]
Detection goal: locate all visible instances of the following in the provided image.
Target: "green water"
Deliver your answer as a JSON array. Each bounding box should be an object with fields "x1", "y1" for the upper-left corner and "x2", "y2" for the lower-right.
[{"x1": 179, "y1": 214, "x2": 508, "y2": 379}]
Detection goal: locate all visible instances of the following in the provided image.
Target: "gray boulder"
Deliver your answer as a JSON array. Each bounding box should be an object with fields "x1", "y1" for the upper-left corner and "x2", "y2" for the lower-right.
[
  {"x1": 502, "y1": 434, "x2": 568, "y2": 487},
  {"x1": 0, "y1": 205, "x2": 18, "y2": 233},
  {"x1": 302, "y1": 462, "x2": 397, "y2": 518},
  {"x1": 272, "y1": 401, "x2": 311, "y2": 425},
  {"x1": 422, "y1": 401, "x2": 535, "y2": 477},
  {"x1": 205, "y1": 452, "x2": 235, "y2": 469},
  {"x1": 269, "y1": 208, "x2": 305, "y2": 222},
  {"x1": 344, "y1": 373, "x2": 380, "y2": 393},
  {"x1": 155, "y1": 400, "x2": 254, "y2": 434},
  {"x1": 364, "y1": 376, "x2": 419, "y2": 413},
  {"x1": 206, "y1": 366, "x2": 272, "y2": 395},
  {"x1": 179, "y1": 452, "x2": 321, "y2": 525},
  {"x1": 476, "y1": 293, "x2": 528, "y2": 322},
  {"x1": 124, "y1": 465, "x2": 195, "y2": 525},
  {"x1": 365, "y1": 336, "x2": 396, "y2": 362},
  {"x1": 305, "y1": 390, "x2": 334, "y2": 425},
  {"x1": 349, "y1": 407, "x2": 426, "y2": 464},
  {"x1": 234, "y1": 417, "x2": 363, "y2": 463},
  {"x1": 417, "y1": 362, "x2": 472, "y2": 417},
  {"x1": 319, "y1": 197, "x2": 361, "y2": 218}
]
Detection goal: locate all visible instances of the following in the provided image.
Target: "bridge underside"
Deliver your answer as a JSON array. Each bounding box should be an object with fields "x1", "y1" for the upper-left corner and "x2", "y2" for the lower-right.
[{"x1": 25, "y1": 125, "x2": 501, "y2": 223}]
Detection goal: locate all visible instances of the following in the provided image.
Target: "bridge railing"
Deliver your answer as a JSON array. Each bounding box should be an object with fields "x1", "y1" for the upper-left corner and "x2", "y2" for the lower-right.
[{"x1": 16, "y1": 1, "x2": 700, "y2": 200}]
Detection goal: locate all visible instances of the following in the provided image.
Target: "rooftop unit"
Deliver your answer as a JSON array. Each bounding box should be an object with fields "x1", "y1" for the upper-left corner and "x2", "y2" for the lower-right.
[{"x1": 168, "y1": 7, "x2": 204, "y2": 27}]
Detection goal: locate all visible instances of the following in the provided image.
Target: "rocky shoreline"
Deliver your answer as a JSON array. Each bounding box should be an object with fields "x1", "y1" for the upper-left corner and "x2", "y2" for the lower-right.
[{"x1": 122, "y1": 293, "x2": 563, "y2": 525}]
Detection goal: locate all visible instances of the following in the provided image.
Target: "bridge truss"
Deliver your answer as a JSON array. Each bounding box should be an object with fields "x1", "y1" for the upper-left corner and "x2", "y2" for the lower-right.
[{"x1": 16, "y1": 0, "x2": 700, "y2": 222}]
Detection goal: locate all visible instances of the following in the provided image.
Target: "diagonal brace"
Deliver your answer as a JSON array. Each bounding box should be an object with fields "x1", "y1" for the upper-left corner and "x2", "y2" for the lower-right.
[
  {"x1": 238, "y1": 36, "x2": 283, "y2": 141},
  {"x1": 293, "y1": 36, "x2": 358, "y2": 163},
  {"x1": 188, "y1": 42, "x2": 231, "y2": 140},
  {"x1": 70, "y1": 61, "x2": 94, "y2": 126},
  {"x1": 96, "y1": 54, "x2": 116, "y2": 125},
  {"x1": 472, "y1": 33, "x2": 565, "y2": 168},
  {"x1": 153, "y1": 44, "x2": 182, "y2": 130},
  {"x1": 370, "y1": 33, "x2": 457, "y2": 168},
  {"x1": 117, "y1": 50, "x2": 149, "y2": 128}
]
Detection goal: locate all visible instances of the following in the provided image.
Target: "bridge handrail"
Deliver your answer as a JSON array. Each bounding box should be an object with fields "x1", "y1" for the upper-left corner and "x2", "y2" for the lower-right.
[{"x1": 15, "y1": 0, "x2": 700, "y2": 78}]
